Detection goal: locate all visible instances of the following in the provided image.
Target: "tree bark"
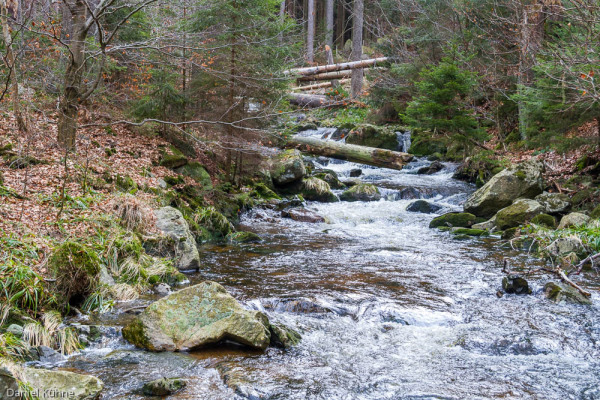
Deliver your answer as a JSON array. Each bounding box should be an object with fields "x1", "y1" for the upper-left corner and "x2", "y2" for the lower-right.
[
  {"x1": 288, "y1": 93, "x2": 344, "y2": 108},
  {"x1": 286, "y1": 57, "x2": 388, "y2": 76},
  {"x1": 286, "y1": 136, "x2": 413, "y2": 170},
  {"x1": 306, "y1": 0, "x2": 315, "y2": 62},
  {"x1": 297, "y1": 70, "x2": 352, "y2": 82},
  {"x1": 326, "y1": 0, "x2": 334, "y2": 50},
  {"x1": 279, "y1": 0, "x2": 285, "y2": 43},
  {"x1": 351, "y1": 0, "x2": 364, "y2": 98},
  {"x1": 1, "y1": 0, "x2": 25, "y2": 132},
  {"x1": 57, "y1": 0, "x2": 87, "y2": 150},
  {"x1": 294, "y1": 79, "x2": 350, "y2": 91}
]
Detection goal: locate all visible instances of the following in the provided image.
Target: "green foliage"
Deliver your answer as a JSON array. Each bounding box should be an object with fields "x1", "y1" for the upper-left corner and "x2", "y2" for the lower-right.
[
  {"x1": 193, "y1": 206, "x2": 233, "y2": 239},
  {"x1": 130, "y1": 69, "x2": 186, "y2": 122},
  {"x1": 405, "y1": 59, "x2": 488, "y2": 154}
]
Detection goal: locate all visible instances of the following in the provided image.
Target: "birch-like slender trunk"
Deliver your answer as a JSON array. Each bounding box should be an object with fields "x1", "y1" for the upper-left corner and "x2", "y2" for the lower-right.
[
  {"x1": 306, "y1": 0, "x2": 315, "y2": 63},
  {"x1": 326, "y1": 0, "x2": 334, "y2": 50},
  {"x1": 351, "y1": 0, "x2": 364, "y2": 98},
  {"x1": 1, "y1": 0, "x2": 26, "y2": 132}
]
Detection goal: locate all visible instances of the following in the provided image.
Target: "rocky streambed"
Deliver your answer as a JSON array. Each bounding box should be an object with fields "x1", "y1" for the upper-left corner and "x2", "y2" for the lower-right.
[{"x1": 8, "y1": 143, "x2": 600, "y2": 399}]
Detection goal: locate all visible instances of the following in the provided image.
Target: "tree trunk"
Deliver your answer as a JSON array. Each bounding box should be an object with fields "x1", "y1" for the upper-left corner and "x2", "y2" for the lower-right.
[
  {"x1": 279, "y1": 0, "x2": 285, "y2": 43},
  {"x1": 351, "y1": 0, "x2": 364, "y2": 98},
  {"x1": 294, "y1": 79, "x2": 350, "y2": 91},
  {"x1": 306, "y1": 0, "x2": 315, "y2": 62},
  {"x1": 286, "y1": 57, "x2": 388, "y2": 76},
  {"x1": 326, "y1": 0, "x2": 334, "y2": 50},
  {"x1": 57, "y1": 0, "x2": 87, "y2": 150},
  {"x1": 288, "y1": 93, "x2": 344, "y2": 108},
  {"x1": 286, "y1": 136, "x2": 413, "y2": 170},
  {"x1": 1, "y1": 0, "x2": 25, "y2": 132},
  {"x1": 297, "y1": 70, "x2": 353, "y2": 82}
]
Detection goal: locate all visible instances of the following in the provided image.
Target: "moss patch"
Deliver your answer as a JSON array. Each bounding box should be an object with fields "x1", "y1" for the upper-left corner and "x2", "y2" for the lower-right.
[{"x1": 429, "y1": 212, "x2": 476, "y2": 229}]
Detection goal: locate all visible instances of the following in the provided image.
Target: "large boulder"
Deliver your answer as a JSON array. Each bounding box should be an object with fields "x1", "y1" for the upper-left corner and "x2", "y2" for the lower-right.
[
  {"x1": 345, "y1": 124, "x2": 399, "y2": 150},
  {"x1": 151, "y1": 207, "x2": 200, "y2": 271},
  {"x1": 464, "y1": 159, "x2": 544, "y2": 218},
  {"x1": 557, "y1": 212, "x2": 590, "y2": 230},
  {"x1": 1, "y1": 364, "x2": 104, "y2": 400},
  {"x1": 174, "y1": 162, "x2": 212, "y2": 188},
  {"x1": 417, "y1": 161, "x2": 444, "y2": 175},
  {"x1": 545, "y1": 237, "x2": 584, "y2": 257},
  {"x1": 122, "y1": 282, "x2": 272, "y2": 351},
  {"x1": 270, "y1": 150, "x2": 306, "y2": 186},
  {"x1": 535, "y1": 192, "x2": 571, "y2": 214},
  {"x1": 494, "y1": 199, "x2": 545, "y2": 230},
  {"x1": 339, "y1": 184, "x2": 381, "y2": 202},
  {"x1": 300, "y1": 178, "x2": 338, "y2": 203}
]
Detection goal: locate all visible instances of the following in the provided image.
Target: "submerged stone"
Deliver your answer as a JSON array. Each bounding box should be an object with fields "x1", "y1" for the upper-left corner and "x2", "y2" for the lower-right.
[
  {"x1": 142, "y1": 377, "x2": 186, "y2": 396},
  {"x1": 429, "y1": 212, "x2": 476, "y2": 229},
  {"x1": 502, "y1": 275, "x2": 531, "y2": 295},
  {"x1": 406, "y1": 200, "x2": 441, "y2": 214},
  {"x1": 339, "y1": 184, "x2": 381, "y2": 202},
  {"x1": 544, "y1": 282, "x2": 592, "y2": 305}
]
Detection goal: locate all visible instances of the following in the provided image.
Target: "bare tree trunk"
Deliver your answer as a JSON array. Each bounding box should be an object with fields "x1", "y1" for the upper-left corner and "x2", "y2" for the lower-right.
[
  {"x1": 351, "y1": 0, "x2": 364, "y2": 98},
  {"x1": 306, "y1": 0, "x2": 315, "y2": 63},
  {"x1": 1, "y1": 0, "x2": 26, "y2": 132},
  {"x1": 279, "y1": 0, "x2": 285, "y2": 43},
  {"x1": 326, "y1": 0, "x2": 334, "y2": 50},
  {"x1": 57, "y1": 0, "x2": 87, "y2": 150}
]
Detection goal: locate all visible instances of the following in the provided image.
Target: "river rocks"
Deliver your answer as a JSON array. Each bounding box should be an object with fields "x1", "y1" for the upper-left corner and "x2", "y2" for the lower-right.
[
  {"x1": 300, "y1": 177, "x2": 338, "y2": 203},
  {"x1": 494, "y1": 199, "x2": 545, "y2": 230},
  {"x1": 464, "y1": 159, "x2": 544, "y2": 218},
  {"x1": 6, "y1": 324, "x2": 23, "y2": 338},
  {"x1": 270, "y1": 150, "x2": 306, "y2": 186},
  {"x1": 397, "y1": 187, "x2": 422, "y2": 200},
  {"x1": 122, "y1": 281, "x2": 273, "y2": 351},
  {"x1": 451, "y1": 228, "x2": 489, "y2": 237},
  {"x1": 535, "y1": 192, "x2": 571, "y2": 214},
  {"x1": 339, "y1": 184, "x2": 381, "y2": 202},
  {"x1": 472, "y1": 216, "x2": 496, "y2": 231},
  {"x1": 227, "y1": 231, "x2": 262, "y2": 243},
  {"x1": 142, "y1": 377, "x2": 186, "y2": 396},
  {"x1": 345, "y1": 124, "x2": 399, "y2": 150},
  {"x1": 0, "y1": 365, "x2": 104, "y2": 400},
  {"x1": 406, "y1": 200, "x2": 441, "y2": 214},
  {"x1": 151, "y1": 207, "x2": 200, "y2": 271},
  {"x1": 269, "y1": 322, "x2": 302, "y2": 349},
  {"x1": 531, "y1": 213, "x2": 557, "y2": 228},
  {"x1": 545, "y1": 237, "x2": 584, "y2": 256},
  {"x1": 153, "y1": 283, "x2": 172, "y2": 296},
  {"x1": 429, "y1": 212, "x2": 476, "y2": 229},
  {"x1": 417, "y1": 161, "x2": 444, "y2": 175},
  {"x1": 544, "y1": 282, "x2": 592, "y2": 305},
  {"x1": 282, "y1": 208, "x2": 325, "y2": 223},
  {"x1": 216, "y1": 362, "x2": 265, "y2": 399},
  {"x1": 350, "y1": 168, "x2": 362, "y2": 177},
  {"x1": 557, "y1": 212, "x2": 590, "y2": 230},
  {"x1": 312, "y1": 169, "x2": 346, "y2": 189},
  {"x1": 502, "y1": 275, "x2": 531, "y2": 295},
  {"x1": 159, "y1": 147, "x2": 188, "y2": 169}
]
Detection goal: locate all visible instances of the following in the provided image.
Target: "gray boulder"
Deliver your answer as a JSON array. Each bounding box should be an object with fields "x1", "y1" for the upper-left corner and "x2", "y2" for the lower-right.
[
  {"x1": 142, "y1": 377, "x2": 186, "y2": 396},
  {"x1": 152, "y1": 207, "x2": 200, "y2": 271},
  {"x1": 557, "y1": 212, "x2": 590, "y2": 230},
  {"x1": 544, "y1": 282, "x2": 592, "y2": 305},
  {"x1": 406, "y1": 200, "x2": 442, "y2": 214},
  {"x1": 122, "y1": 282, "x2": 273, "y2": 351},
  {"x1": 502, "y1": 275, "x2": 531, "y2": 295},
  {"x1": 339, "y1": 184, "x2": 381, "y2": 202},
  {"x1": 270, "y1": 150, "x2": 306, "y2": 186},
  {"x1": 535, "y1": 192, "x2": 571, "y2": 214},
  {"x1": 464, "y1": 159, "x2": 544, "y2": 218},
  {"x1": 494, "y1": 199, "x2": 545, "y2": 230},
  {"x1": 545, "y1": 237, "x2": 584, "y2": 256}
]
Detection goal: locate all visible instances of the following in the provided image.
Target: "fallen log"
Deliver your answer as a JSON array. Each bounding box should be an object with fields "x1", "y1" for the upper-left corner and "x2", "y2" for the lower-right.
[
  {"x1": 286, "y1": 136, "x2": 413, "y2": 170},
  {"x1": 294, "y1": 79, "x2": 351, "y2": 92},
  {"x1": 288, "y1": 93, "x2": 345, "y2": 108},
  {"x1": 285, "y1": 57, "x2": 389, "y2": 76},
  {"x1": 298, "y1": 70, "x2": 352, "y2": 82}
]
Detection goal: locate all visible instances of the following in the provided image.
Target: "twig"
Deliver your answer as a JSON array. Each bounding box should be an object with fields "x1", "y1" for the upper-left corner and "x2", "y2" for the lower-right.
[{"x1": 571, "y1": 253, "x2": 600, "y2": 276}]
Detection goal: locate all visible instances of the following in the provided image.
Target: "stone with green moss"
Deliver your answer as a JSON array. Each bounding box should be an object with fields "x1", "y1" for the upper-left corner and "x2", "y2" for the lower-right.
[
  {"x1": 557, "y1": 212, "x2": 590, "y2": 230},
  {"x1": 544, "y1": 282, "x2": 591, "y2": 305},
  {"x1": 429, "y1": 212, "x2": 476, "y2": 229},
  {"x1": 501, "y1": 227, "x2": 518, "y2": 240},
  {"x1": 591, "y1": 205, "x2": 600, "y2": 220},
  {"x1": 339, "y1": 184, "x2": 381, "y2": 202},
  {"x1": 122, "y1": 281, "x2": 274, "y2": 351},
  {"x1": 116, "y1": 174, "x2": 137, "y2": 193},
  {"x1": 270, "y1": 150, "x2": 306, "y2": 186},
  {"x1": 345, "y1": 124, "x2": 399, "y2": 150},
  {"x1": 535, "y1": 192, "x2": 571, "y2": 214},
  {"x1": 312, "y1": 169, "x2": 346, "y2": 189},
  {"x1": 143, "y1": 377, "x2": 186, "y2": 396},
  {"x1": 251, "y1": 183, "x2": 281, "y2": 200},
  {"x1": 494, "y1": 199, "x2": 544, "y2": 230},
  {"x1": 164, "y1": 175, "x2": 185, "y2": 186},
  {"x1": 151, "y1": 207, "x2": 200, "y2": 271},
  {"x1": 159, "y1": 147, "x2": 188, "y2": 169},
  {"x1": 269, "y1": 322, "x2": 301, "y2": 349},
  {"x1": 408, "y1": 132, "x2": 447, "y2": 157},
  {"x1": 300, "y1": 178, "x2": 338, "y2": 203},
  {"x1": 531, "y1": 213, "x2": 557, "y2": 228},
  {"x1": 50, "y1": 242, "x2": 102, "y2": 304},
  {"x1": 175, "y1": 162, "x2": 212, "y2": 188},
  {"x1": 451, "y1": 228, "x2": 489, "y2": 237},
  {"x1": 227, "y1": 231, "x2": 262, "y2": 244}
]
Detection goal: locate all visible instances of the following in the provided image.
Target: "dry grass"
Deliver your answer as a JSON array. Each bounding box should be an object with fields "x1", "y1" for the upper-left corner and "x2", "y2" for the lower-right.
[
  {"x1": 111, "y1": 194, "x2": 154, "y2": 232},
  {"x1": 109, "y1": 283, "x2": 140, "y2": 302},
  {"x1": 22, "y1": 311, "x2": 80, "y2": 355},
  {"x1": 303, "y1": 177, "x2": 331, "y2": 195}
]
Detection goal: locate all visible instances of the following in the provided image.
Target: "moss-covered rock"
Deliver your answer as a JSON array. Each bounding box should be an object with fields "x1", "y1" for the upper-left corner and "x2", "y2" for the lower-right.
[
  {"x1": 174, "y1": 162, "x2": 212, "y2": 188},
  {"x1": 312, "y1": 169, "x2": 346, "y2": 189},
  {"x1": 502, "y1": 275, "x2": 531, "y2": 295},
  {"x1": 159, "y1": 146, "x2": 188, "y2": 169},
  {"x1": 408, "y1": 132, "x2": 447, "y2": 157},
  {"x1": 227, "y1": 231, "x2": 262, "y2": 244},
  {"x1": 591, "y1": 205, "x2": 600, "y2": 220},
  {"x1": 494, "y1": 199, "x2": 544, "y2": 230},
  {"x1": 339, "y1": 184, "x2": 381, "y2": 202},
  {"x1": 192, "y1": 207, "x2": 233, "y2": 241},
  {"x1": 429, "y1": 212, "x2": 476, "y2": 229},
  {"x1": 49, "y1": 242, "x2": 101, "y2": 305},
  {"x1": 451, "y1": 228, "x2": 489, "y2": 237},
  {"x1": 122, "y1": 281, "x2": 274, "y2": 351},
  {"x1": 11, "y1": 367, "x2": 104, "y2": 400},
  {"x1": 531, "y1": 213, "x2": 557, "y2": 228},
  {"x1": 544, "y1": 282, "x2": 591, "y2": 305},
  {"x1": 345, "y1": 124, "x2": 399, "y2": 150},
  {"x1": 300, "y1": 178, "x2": 338, "y2": 203},
  {"x1": 535, "y1": 192, "x2": 571, "y2": 214},
  {"x1": 150, "y1": 207, "x2": 200, "y2": 271},
  {"x1": 115, "y1": 174, "x2": 137, "y2": 193},
  {"x1": 557, "y1": 212, "x2": 591, "y2": 230},
  {"x1": 4, "y1": 154, "x2": 46, "y2": 169},
  {"x1": 250, "y1": 183, "x2": 281, "y2": 201},
  {"x1": 464, "y1": 159, "x2": 544, "y2": 218},
  {"x1": 501, "y1": 227, "x2": 519, "y2": 240},
  {"x1": 270, "y1": 150, "x2": 306, "y2": 186},
  {"x1": 269, "y1": 322, "x2": 301, "y2": 349},
  {"x1": 142, "y1": 377, "x2": 186, "y2": 396}
]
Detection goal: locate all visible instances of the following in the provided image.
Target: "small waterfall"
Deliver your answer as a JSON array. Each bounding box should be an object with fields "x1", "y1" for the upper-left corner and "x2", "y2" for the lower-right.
[{"x1": 396, "y1": 130, "x2": 412, "y2": 153}]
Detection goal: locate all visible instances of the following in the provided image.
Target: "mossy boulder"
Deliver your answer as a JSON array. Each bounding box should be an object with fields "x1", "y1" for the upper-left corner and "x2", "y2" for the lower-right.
[
  {"x1": 339, "y1": 184, "x2": 381, "y2": 202},
  {"x1": 312, "y1": 169, "x2": 346, "y2": 189},
  {"x1": 408, "y1": 133, "x2": 447, "y2": 157},
  {"x1": 429, "y1": 212, "x2": 476, "y2": 229},
  {"x1": 494, "y1": 199, "x2": 544, "y2": 230},
  {"x1": 345, "y1": 124, "x2": 399, "y2": 150},
  {"x1": 544, "y1": 237, "x2": 584, "y2": 257},
  {"x1": 250, "y1": 183, "x2": 281, "y2": 200},
  {"x1": 544, "y1": 282, "x2": 591, "y2": 305},
  {"x1": 151, "y1": 207, "x2": 200, "y2": 271},
  {"x1": 122, "y1": 281, "x2": 274, "y2": 351},
  {"x1": 269, "y1": 322, "x2": 301, "y2": 349},
  {"x1": 142, "y1": 377, "x2": 186, "y2": 396},
  {"x1": 159, "y1": 146, "x2": 188, "y2": 169},
  {"x1": 227, "y1": 231, "x2": 262, "y2": 244},
  {"x1": 174, "y1": 162, "x2": 212, "y2": 187},
  {"x1": 531, "y1": 213, "x2": 557, "y2": 229},
  {"x1": 464, "y1": 159, "x2": 544, "y2": 218},
  {"x1": 406, "y1": 200, "x2": 442, "y2": 214},
  {"x1": 270, "y1": 150, "x2": 306, "y2": 186},
  {"x1": 49, "y1": 242, "x2": 101, "y2": 305},
  {"x1": 300, "y1": 178, "x2": 338, "y2": 203},
  {"x1": 591, "y1": 205, "x2": 600, "y2": 219},
  {"x1": 115, "y1": 174, "x2": 137, "y2": 193},
  {"x1": 557, "y1": 212, "x2": 590, "y2": 230},
  {"x1": 535, "y1": 192, "x2": 571, "y2": 214},
  {"x1": 451, "y1": 228, "x2": 489, "y2": 237}
]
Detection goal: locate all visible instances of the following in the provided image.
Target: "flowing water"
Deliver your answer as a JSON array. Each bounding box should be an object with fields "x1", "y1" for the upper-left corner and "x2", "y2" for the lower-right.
[{"x1": 56, "y1": 132, "x2": 600, "y2": 399}]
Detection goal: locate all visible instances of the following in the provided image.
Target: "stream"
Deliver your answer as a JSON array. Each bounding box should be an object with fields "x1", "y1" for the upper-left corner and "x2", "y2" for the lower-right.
[{"x1": 56, "y1": 133, "x2": 600, "y2": 399}]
